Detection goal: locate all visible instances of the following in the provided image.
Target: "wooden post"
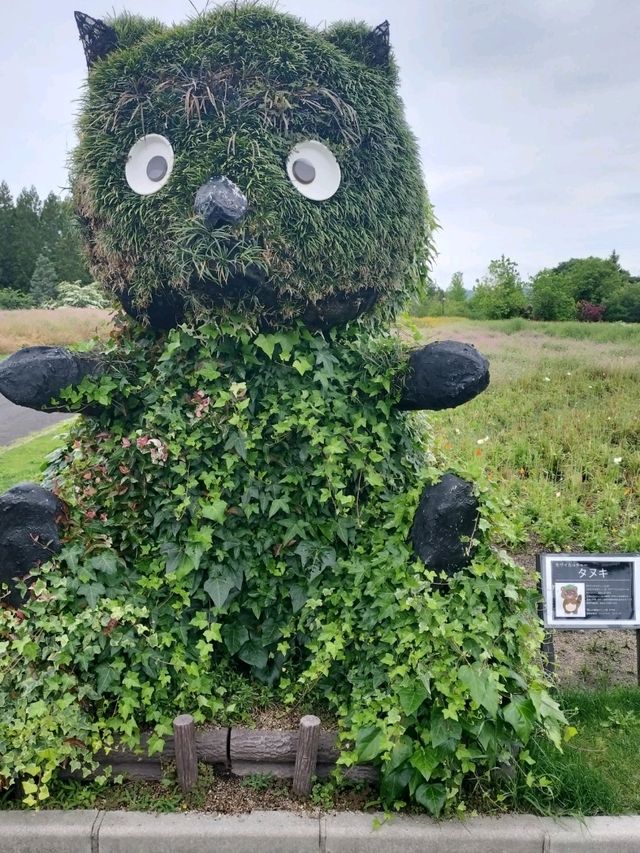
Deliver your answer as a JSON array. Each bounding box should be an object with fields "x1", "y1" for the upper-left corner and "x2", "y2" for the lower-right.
[
  {"x1": 173, "y1": 714, "x2": 198, "y2": 794},
  {"x1": 292, "y1": 715, "x2": 321, "y2": 797}
]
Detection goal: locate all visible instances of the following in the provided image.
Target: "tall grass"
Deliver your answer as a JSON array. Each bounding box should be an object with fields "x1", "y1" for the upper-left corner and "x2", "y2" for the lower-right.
[
  {"x1": 422, "y1": 319, "x2": 640, "y2": 551},
  {"x1": 0, "y1": 308, "x2": 112, "y2": 353}
]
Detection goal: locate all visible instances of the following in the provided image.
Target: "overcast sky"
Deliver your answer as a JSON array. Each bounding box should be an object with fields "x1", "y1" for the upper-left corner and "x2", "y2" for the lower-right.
[{"x1": 1, "y1": 0, "x2": 638, "y2": 288}]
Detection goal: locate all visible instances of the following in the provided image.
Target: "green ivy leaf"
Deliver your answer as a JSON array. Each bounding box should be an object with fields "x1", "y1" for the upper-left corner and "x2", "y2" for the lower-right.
[
  {"x1": 292, "y1": 357, "x2": 312, "y2": 376},
  {"x1": 221, "y1": 624, "x2": 250, "y2": 656},
  {"x1": 201, "y1": 498, "x2": 228, "y2": 523},
  {"x1": 289, "y1": 585, "x2": 307, "y2": 613},
  {"x1": 388, "y1": 736, "x2": 414, "y2": 771},
  {"x1": 203, "y1": 566, "x2": 237, "y2": 608},
  {"x1": 77, "y1": 582, "x2": 105, "y2": 608},
  {"x1": 459, "y1": 664, "x2": 500, "y2": 717},
  {"x1": 430, "y1": 714, "x2": 462, "y2": 751},
  {"x1": 237, "y1": 639, "x2": 268, "y2": 668},
  {"x1": 355, "y1": 726, "x2": 386, "y2": 762},
  {"x1": 410, "y1": 746, "x2": 439, "y2": 782},
  {"x1": 89, "y1": 552, "x2": 118, "y2": 576},
  {"x1": 397, "y1": 679, "x2": 430, "y2": 715},
  {"x1": 414, "y1": 782, "x2": 447, "y2": 816},
  {"x1": 95, "y1": 664, "x2": 118, "y2": 696},
  {"x1": 503, "y1": 696, "x2": 536, "y2": 741},
  {"x1": 254, "y1": 334, "x2": 276, "y2": 359}
]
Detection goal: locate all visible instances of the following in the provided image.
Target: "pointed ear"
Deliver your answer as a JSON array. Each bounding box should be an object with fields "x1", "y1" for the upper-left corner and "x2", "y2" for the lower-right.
[
  {"x1": 324, "y1": 20, "x2": 393, "y2": 74},
  {"x1": 367, "y1": 21, "x2": 391, "y2": 68},
  {"x1": 74, "y1": 11, "x2": 119, "y2": 68}
]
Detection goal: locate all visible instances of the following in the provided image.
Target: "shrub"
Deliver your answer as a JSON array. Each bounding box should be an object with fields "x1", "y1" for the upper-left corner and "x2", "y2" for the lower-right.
[
  {"x1": 0, "y1": 288, "x2": 32, "y2": 309},
  {"x1": 530, "y1": 271, "x2": 575, "y2": 321},
  {"x1": 55, "y1": 280, "x2": 112, "y2": 309},
  {"x1": 577, "y1": 301, "x2": 605, "y2": 322},
  {"x1": 468, "y1": 257, "x2": 526, "y2": 320}
]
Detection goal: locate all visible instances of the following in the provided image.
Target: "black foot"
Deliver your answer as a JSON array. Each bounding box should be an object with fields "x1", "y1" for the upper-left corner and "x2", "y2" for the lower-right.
[
  {"x1": 410, "y1": 474, "x2": 479, "y2": 576},
  {"x1": 0, "y1": 483, "x2": 63, "y2": 605},
  {"x1": 0, "y1": 346, "x2": 103, "y2": 412}
]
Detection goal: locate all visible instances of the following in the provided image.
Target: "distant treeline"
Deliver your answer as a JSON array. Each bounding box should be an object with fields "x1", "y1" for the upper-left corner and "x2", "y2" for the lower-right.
[
  {"x1": 0, "y1": 181, "x2": 93, "y2": 309},
  {"x1": 416, "y1": 253, "x2": 640, "y2": 323}
]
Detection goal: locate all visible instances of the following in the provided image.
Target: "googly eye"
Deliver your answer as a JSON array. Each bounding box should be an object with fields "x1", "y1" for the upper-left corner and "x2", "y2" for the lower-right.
[
  {"x1": 286, "y1": 140, "x2": 341, "y2": 201},
  {"x1": 125, "y1": 134, "x2": 174, "y2": 195}
]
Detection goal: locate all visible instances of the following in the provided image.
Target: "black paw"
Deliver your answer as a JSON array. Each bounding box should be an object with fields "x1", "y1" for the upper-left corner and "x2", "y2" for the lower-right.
[
  {"x1": 410, "y1": 474, "x2": 479, "y2": 576},
  {"x1": 398, "y1": 341, "x2": 489, "y2": 411},
  {"x1": 0, "y1": 346, "x2": 103, "y2": 412},
  {"x1": 0, "y1": 483, "x2": 63, "y2": 605}
]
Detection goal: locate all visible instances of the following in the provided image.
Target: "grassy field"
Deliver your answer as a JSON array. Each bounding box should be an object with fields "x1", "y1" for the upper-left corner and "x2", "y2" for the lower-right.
[
  {"x1": 0, "y1": 307, "x2": 112, "y2": 353},
  {"x1": 415, "y1": 316, "x2": 640, "y2": 553}
]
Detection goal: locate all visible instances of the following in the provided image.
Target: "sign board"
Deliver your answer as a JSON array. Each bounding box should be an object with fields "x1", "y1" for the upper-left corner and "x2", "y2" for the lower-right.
[{"x1": 539, "y1": 553, "x2": 640, "y2": 629}]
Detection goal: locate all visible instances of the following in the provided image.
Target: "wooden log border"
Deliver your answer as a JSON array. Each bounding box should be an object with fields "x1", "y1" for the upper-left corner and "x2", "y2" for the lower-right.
[{"x1": 92, "y1": 716, "x2": 378, "y2": 795}]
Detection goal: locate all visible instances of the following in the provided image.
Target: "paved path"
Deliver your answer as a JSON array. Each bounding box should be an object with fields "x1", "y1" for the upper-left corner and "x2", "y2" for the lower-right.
[
  {"x1": 0, "y1": 394, "x2": 71, "y2": 447},
  {"x1": 2, "y1": 810, "x2": 639, "y2": 852}
]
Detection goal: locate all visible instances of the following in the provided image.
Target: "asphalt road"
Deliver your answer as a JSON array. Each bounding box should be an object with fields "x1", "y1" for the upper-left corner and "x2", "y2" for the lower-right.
[{"x1": 0, "y1": 394, "x2": 71, "y2": 446}]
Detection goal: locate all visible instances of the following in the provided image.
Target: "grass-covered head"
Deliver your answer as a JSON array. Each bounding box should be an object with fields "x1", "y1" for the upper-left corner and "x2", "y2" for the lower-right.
[{"x1": 72, "y1": 4, "x2": 431, "y2": 330}]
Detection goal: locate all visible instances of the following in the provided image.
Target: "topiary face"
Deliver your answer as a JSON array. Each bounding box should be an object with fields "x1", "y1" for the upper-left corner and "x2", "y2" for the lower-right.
[{"x1": 72, "y1": 5, "x2": 430, "y2": 329}]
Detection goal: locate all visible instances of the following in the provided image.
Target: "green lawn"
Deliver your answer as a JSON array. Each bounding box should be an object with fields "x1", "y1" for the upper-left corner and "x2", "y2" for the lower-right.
[{"x1": 0, "y1": 425, "x2": 71, "y2": 492}]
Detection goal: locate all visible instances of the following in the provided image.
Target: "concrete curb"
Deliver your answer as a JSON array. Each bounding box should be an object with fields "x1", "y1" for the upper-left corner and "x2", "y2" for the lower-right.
[{"x1": 1, "y1": 810, "x2": 639, "y2": 852}]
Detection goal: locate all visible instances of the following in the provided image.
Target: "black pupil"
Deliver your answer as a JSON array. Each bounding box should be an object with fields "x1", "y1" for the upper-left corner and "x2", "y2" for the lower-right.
[
  {"x1": 147, "y1": 155, "x2": 168, "y2": 182},
  {"x1": 292, "y1": 158, "x2": 316, "y2": 185}
]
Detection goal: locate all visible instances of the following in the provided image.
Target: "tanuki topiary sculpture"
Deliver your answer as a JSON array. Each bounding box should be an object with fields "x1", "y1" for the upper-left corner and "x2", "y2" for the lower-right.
[{"x1": 0, "y1": 5, "x2": 564, "y2": 810}]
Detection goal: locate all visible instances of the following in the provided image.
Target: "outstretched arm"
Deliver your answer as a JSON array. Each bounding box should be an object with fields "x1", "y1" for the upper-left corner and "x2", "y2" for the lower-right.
[
  {"x1": 0, "y1": 346, "x2": 105, "y2": 413},
  {"x1": 396, "y1": 340, "x2": 489, "y2": 411}
]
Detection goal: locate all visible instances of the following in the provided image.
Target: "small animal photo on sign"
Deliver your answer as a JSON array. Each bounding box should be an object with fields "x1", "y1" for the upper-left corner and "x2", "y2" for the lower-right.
[{"x1": 555, "y1": 582, "x2": 586, "y2": 618}]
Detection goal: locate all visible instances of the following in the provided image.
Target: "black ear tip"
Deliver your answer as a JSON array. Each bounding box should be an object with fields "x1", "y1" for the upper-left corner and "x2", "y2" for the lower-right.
[
  {"x1": 74, "y1": 10, "x2": 119, "y2": 68},
  {"x1": 368, "y1": 19, "x2": 391, "y2": 67}
]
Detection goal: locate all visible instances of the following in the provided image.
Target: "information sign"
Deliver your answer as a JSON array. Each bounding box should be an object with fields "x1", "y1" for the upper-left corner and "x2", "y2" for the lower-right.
[{"x1": 539, "y1": 553, "x2": 640, "y2": 629}]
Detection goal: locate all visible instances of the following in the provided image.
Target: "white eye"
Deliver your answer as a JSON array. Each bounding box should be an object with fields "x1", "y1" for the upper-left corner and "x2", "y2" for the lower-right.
[
  {"x1": 125, "y1": 134, "x2": 174, "y2": 195},
  {"x1": 286, "y1": 140, "x2": 341, "y2": 201}
]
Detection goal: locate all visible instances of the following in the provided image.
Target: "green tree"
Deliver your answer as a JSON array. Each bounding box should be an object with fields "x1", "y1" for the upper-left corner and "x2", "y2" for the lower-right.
[
  {"x1": 552, "y1": 256, "x2": 628, "y2": 306},
  {"x1": 530, "y1": 269, "x2": 575, "y2": 320},
  {"x1": 468, "y1": 256, "x2": 526, "y2": 319},
  {"x1": 50, "y1": 198, "x2": 91, "y2": 284},
  {"x1": 11, "y1": 187, "x2": 42, "y2": 292},
  {"x1": 29, "y1": 247, "x2": 59, "y2": 306},
  {"x1": 445, "y1": 271, "x2": 467, "y2": 315},
  {"x1": 604, "y1": 281, "x2": 640, "y2": 323},
  {"x1": 0, "y1": 181, "x2": 14, "y2": 289}
]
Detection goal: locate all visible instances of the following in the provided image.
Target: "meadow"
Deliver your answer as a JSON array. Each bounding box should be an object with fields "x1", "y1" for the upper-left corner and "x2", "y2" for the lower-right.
[
  {"x1": 415, "y1": 316, "x2": 640, "y2": 694},
  {"x1": 1, "y1": 314, "x2": 639, "y2": 813},
  {"x1": 0, "y1": 306, "x2": 112, "y2": 353}
]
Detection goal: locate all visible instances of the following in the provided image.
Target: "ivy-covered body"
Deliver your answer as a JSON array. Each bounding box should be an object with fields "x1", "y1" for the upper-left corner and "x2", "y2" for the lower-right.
[{"x1": 0, "y1": 4, "x2": 564, "y2": 811}]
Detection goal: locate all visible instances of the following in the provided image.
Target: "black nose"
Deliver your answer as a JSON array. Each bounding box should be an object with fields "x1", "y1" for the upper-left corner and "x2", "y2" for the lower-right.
[{"x1": 194, "y1": 176, "x2": 248, "y2": 228}]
